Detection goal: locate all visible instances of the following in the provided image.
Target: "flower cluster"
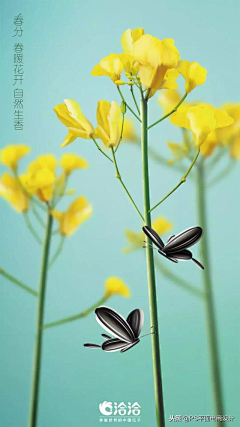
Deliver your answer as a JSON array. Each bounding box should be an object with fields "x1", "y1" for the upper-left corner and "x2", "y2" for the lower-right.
[{"x1": 0, "y1": 145, "x2": 92, "y2": 236}]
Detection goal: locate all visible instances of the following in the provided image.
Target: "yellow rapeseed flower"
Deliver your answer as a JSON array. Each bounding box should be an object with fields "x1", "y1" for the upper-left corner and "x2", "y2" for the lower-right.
[
  {"x1": 121, "y1": 28, "x2": 144, "y2": 55},
  {"x1": 60, "y1": 153, "x2": 88, "y2": 176},
  {"x1": 0, "y1": 172, "x2": 29, "y2": 213},
  {"x1": 123, "y1": 217, "x2": 173, "y2": 253},
  {"x1": 51, "y1": 196, "x2": 92, "y2": 236},
  {"x1": 0, "y1": 144, "x2": 30, "y2": 171},
  {"x1": 27, "y1": 154, "x2": 57, "y2": 174},
  {"x1": 91, "y1": 53, "x2": 125, "y2": 85},
  {"x1": 95, "y1": 100, "x2": 122, "y2": 148},
  {"x1": 104, "y1": 277, "x2": 131, "y2": 298},
  {"x1": 230, "y1": 135, "x2": 240, "y2": 159},
  {"x1": 177, "y1": 60, "x2": 207, "y2": 93},
  {"x1": 26, "y1": 168, "x2": 55, "y2": 202},
  {"x1": 54, "y1": 99, "x2": 95, "y2": 147},
  {"x1": 167, "y1": 141, "x2": 190, "y2": 163},
  {"x1": 171, "y1": 104, "x2": 234, "y2": 147}
]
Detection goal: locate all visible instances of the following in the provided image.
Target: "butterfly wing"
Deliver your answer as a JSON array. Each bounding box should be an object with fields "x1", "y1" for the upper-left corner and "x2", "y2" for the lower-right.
[
  {"x1": 126, "y1": 309, "x2": 144, "y2": 339},
  {"x1": 84, "y1": 343, "x2": 101, "y2": 349},
  {"x1": 102, "y1": 338, "x2": 130, "y2": 352},
  {"x1": 142, "y1": 226, "x2": 164, "y2": 249},
  {"x1": 167, "y1": 249, "x2": 192, "y2": 260},
  {"x1": 120, "y1": 340, "x2": 140, "y2": 353},
  {"x1": 95, "y1": 306, "x2": 135, "y2": 343},
  {"x1": 164, "y1": 227, "x2": 203, "y2": 253}
]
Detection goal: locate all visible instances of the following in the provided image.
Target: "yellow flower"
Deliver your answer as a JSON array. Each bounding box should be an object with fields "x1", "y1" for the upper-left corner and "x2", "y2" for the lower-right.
[
  {"x1": 199, "y1": 132, "x2": 218, "y2": 157},
  {"x1": 95, "y1": 100, "x2": 122, "y2": 148},
  {"x1": 132, "y1": 35, "x2": 180, "y2": 93},
  {"x1": 177, "y1": 60, "x2": 207, "y2": 93},
  {"x1": 91, "y1": 53, "x2": 125, "y2": 85},
  {"x1": 121, "y1": 118, "x2": 138, "y2": 142},
  {"x1": 0, "y1": 173, "x2": 29, "y2": 213},
  {"x1": 54, "y1": 99, "x2": 95, "y2": 147},
  {"x1": 27, "y1": 154, "x2": 57, "y2": 174},
  {"x1": 159, "y1": 89, "x2": 182, "y2": 114},
  {"x1": 171, "y1": 104, "x2": 234, "y2": 147},
  {"x1": 216, "y1": 103, "x2": 240, "y2": 145},
  {"x1": 104, "y1": 277, "x2": 131, "y2": 298},
  {"x1": 0, "y1": 144, "x2": 30, "y2": 171},
  {"x1": 121, "y1": 28, "x2": 144, "y2": 55},
  {"x1": 60, "y1": 153, "x2": 88, "y2": 175},
  {"x1": 167, "y1": 141, "x2": 190, "y2": 163},
  {"x1": 123, "y1": 217, "x2": 173, "y2": 253},
  {"x1": 230, "y1": 135, "x2": 240, "y2": 159},
  {"x1": 26, "y1": 168, "x2": 55, "y2": 202},
  {"x1": 51, "y1": 196, "x2": 92, "y2": 236}
]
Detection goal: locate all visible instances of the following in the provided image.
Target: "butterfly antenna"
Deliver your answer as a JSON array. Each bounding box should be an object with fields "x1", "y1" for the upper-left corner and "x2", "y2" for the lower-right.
[
  {"x1": 143, "y1": 245, "x2": 158, "y2": 251},
  {"x1": 141, "y1": 326, "x2": 154, "y2": 335},
  {"x1": 140, "y1": 331, "x2": 155, "y2": 339}
]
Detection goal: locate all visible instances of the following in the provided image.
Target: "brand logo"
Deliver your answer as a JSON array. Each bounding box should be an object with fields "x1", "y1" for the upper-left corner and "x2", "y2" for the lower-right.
[{"x1": 99, "y1": 401, "x2": 141, "y2": 423}]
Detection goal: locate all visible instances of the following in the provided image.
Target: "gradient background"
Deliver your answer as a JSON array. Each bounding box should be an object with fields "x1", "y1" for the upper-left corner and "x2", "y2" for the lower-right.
[{"x1": 0, "y1": 0, "x2": 239, "y2": 426}]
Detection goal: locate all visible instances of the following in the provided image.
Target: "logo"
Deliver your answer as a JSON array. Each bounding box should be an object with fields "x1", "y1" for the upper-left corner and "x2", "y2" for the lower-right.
[{"x1": 99, "y1": 401, "x2": 141, "y2": 423}]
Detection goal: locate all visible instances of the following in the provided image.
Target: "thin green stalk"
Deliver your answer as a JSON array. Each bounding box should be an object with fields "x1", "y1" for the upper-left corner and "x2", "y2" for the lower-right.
[
  {"x1": 24, "y1": 213, "x2": 42, "y2": 245},
  {"x1": 115, "y1": 113, "x2": 125, "y2": 152},
  {"x1": 48, "y1": 236, "x2": 65, "y2": 268},
  {"x1": 208, "y1": 160, "x2": 236, "y2": 187},
  {"x1": 147, "y1": 93, "x2": 187, "y2": 130},
  {"x1": 31, "y1": 204, "x2": 45, "y2": 227},
  {"x1": 91, "y1": 137, "x2": 113, "y2": 163},
  {"x1": 154, "y1": 258, "x2": 205, "y2": 299},
  {"x1": 117, "y1": 86, "x2": 141, "y2": 122},
  {"x1": 148, "y1": 146, "x2": 187, "y2": 174},
  {"x1": 28, "y1": 212, "x2": 53, "y2": 427},
  {"x1": 150, "y1": 149, "x2": 200, "y2": 213},
  {"x1": 0, "y1": 268, "x2": 38, "y2": 296},
  {"x1": 196, "y1": 163, "x2": 224, "y2": 424},
  {"x1": 111, "y1": 147, "x2": 144, "y2": 221},
  {"x1": 43, "y1": 295, "x2": 108, "y2": 329},
  {"x1": 130, "y1": 85, "x2": 140, "y2": 115},
  {"x1": 141, "y1": 98, "x2": 165, "y2": 427}
]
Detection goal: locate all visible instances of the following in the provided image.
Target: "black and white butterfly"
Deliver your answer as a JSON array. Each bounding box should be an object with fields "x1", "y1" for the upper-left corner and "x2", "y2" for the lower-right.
[
  {"x1": 84, "y1": 306, "x2": 151, "y2": 353},
  {"x1": 143, "y1": 225, "x2": 204, "y2": 270}
]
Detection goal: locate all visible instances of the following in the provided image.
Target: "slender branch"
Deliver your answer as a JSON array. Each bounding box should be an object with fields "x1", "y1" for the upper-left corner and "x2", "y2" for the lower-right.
[
  {"x1": 150, "y1": 149, "x2": 200, "y2": 212},
  {"x1": 91, "y1": 137, "x2": 113, "y2": 163},
  {"x1": 154, "y1": 258, "x2": 205, "y2": 299},
  {"x1": 208, "y1": 160, "x2": 236, "y2": 187},
  {"x1": 130, "y1": 85, "x2": 140, "y2": 115},
  {"x1": 29, "y1": 212, "x2": 53, "y2": 427},
  {"x1": 111, "y1": 147, "x2": 144, "y2": 221},
  {"x1": 23, "y1": 213, "x2": 42, "y2": 245},
  {"x1": 0, "y1": 268, "x2": 38, "y2": 296},
  {"x1": 115, "y1": 113, "x2": 125, "y2": 153},
  {"x1": 48, "y1": 236, "x2": 65, "y2": 268},
  {"x1": 43, "y1": 295, "x2": 108, "y2": 329},
  {"x1": 196, "y1": 163, "x2": 225, "y2": 423},
  {"x1": 147, "y1": 93, "x2": 187, "y2": 130},
  {"x1": 117, "y1": 86, "x2": 141, "y2": 122},
  {"x1": 148, "y1": 146, "x2": 188, "y2": 174},
  {"x1": 31, "y1": 204, "x2": 45, "y2": 227}
]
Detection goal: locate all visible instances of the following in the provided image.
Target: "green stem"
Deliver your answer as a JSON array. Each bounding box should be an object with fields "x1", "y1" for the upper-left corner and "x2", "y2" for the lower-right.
[
  {"x1": 130, "y1": 85, "x2": 140, "y2": 115},
  {"x1": 147, "y1": 93, "x2": 187, "y2": 130},
  {"x1": 208, "y1": 160, "x2": 236, "y2": 187},
  {"x1": 24, "y1": 213, "x2": 42, "y2": 245},
  {"x1": 154, "y1": 258, "x2": 205, "y2": 299},
  {"x1": 111, "y1": 147, "x2": 144, "y2": 221},
  {"x1": 196, "y1": 163, "x2": 224, "y2": 424},
  {"x1": 141, "y1": 98, "x2": 165, "y2": 427},
  {"x1": 0, "y1": 268, "x2": 38, "y2": 296},
  {"x1": 117, "y1": 86, "x2": 141, "y2": 122},
  {"x1": 91, "y1": 137, "x2": 113, "y2": 163},
  {"x1": 150, "y1": 149, "x2": 200, "y2": 212},
  {"x1": 43, "y1": 295, "x2": 108, "y2": 329},
  {"x1": 48, "y1": 236, "x2": 65, "y2": 268},
  {"x1": 115, "y1": 113, "x2": 125, "y2": 153},
  {"x1": 28, "y1": 212, "x2": 53, "y2": 427},
  {"x1": 148, "y1": 146, "x2": 187, "y2": 174},
  {"x1": 31, "y1": 204, "x2": 45, "y2": 227}
]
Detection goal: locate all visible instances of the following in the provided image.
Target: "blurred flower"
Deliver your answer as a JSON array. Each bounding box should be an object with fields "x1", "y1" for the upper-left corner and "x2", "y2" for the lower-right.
[
  {"x1": 167, "y1": 141, "x2": 190, "y2": 163},
  {"x1": 95, "y1": 100, "x2": 122, "y2": 148},
  {"x1": 104, "y1": 277, "x2": 131, "y2": 298},
  {"x1": 230, "y1": 135, "x2": 240, "y2": 159},
  {"x1": 0, "y1": 172, "x2": 29, "y2": 213},
  {"x1": 171, "y1": 104, "x2": 234, "y2": 147},
  {"x1": 51, "y1": 196, "x2": 92, "y2": 236},
  {"x1": 159, "y1": 89, "x2": 182, "y2": 114},
  {"x1": 60, "y1": 153, "x2": 88, "y2": 176},
  {"x1": 0, "y1": 144, "x2": 30, "y2": 171},
  {"x1": 132, "y1": 35, "x2": 180, "y2": 93},
  {"x1": 121, "y1": 118, "x2": 138, "y2": 142},
  {"x1": 27, "y1": 154, "x2": 57, "y2": 174},
  {"x1": 54, "y1": 99, "x2": 95, "y2": 147},
  {"x1": 123, "y1": 217, "x2": 173, "y2": 253},
  {"x1": 91, "y1": 53, "x2": 125, "y2": 85},
  {"x1": 215, "y1": 104, "x2": 240, "y2": 159},
  {"x1": 177, "y1": 60, "x2": 207, "y2": 93},
  {"x1": 26, "y1": 168, "x2": 55, "y2": 202}
]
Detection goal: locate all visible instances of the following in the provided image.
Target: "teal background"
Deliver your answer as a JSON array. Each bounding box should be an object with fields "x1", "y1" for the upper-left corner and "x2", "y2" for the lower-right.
[{"x1": 0, "y1": 0, "x2": 239, "y2": 426}]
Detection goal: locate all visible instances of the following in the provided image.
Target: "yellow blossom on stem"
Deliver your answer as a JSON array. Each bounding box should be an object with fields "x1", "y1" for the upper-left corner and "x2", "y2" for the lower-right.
[
  {"x1": 0, "y1": 144, "x2": 30, "y2": 171},
  {"x1": 54, "y1": 99, "x2": 95, "y2": 147},
  {"x1": 123, "y1": 217, "x2": 173, "y2": 253},
  {"x1": 167, "y1": 141, "x2": 190, "y2": 163},
  {"x1": 91, "y1": 53, "x2": 125, "y2": 85},
  {"x1": 177, "y1": 60, "x2": 207, "y2": 93},
  {"x1": 26, "y1": 168, "x2": 55, "y2": 202},
  {"x1": 95, "y1": 100, "x2": 122, "y2": 148},
  {"x1": 171, "y1": 104, "x2": 234, "y2": 147},
  {"x1": 60, "y1": 153, "x2": 88, "y2": 176},
  {"x1": 51, "y1": 196, "x2": 92, "y2": 236},
  {"x1": 121, "y1": 28, "x2": 144, "y2": 55},
  {"x1": 104, "y1": 277, "x2": 131, "y2": 298},
  {"x1": 216, "y1": 103, "x2": 240, "y2": 145},
  {"x1": 230, "y1": 135, "x2": 240, "y2": 159},
  {"x1": 0, "y1": 172, "x2": 29, "y2": 213},
  {"x1": 27, "y1": 154, "x2": 57, "y2": 174}
]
